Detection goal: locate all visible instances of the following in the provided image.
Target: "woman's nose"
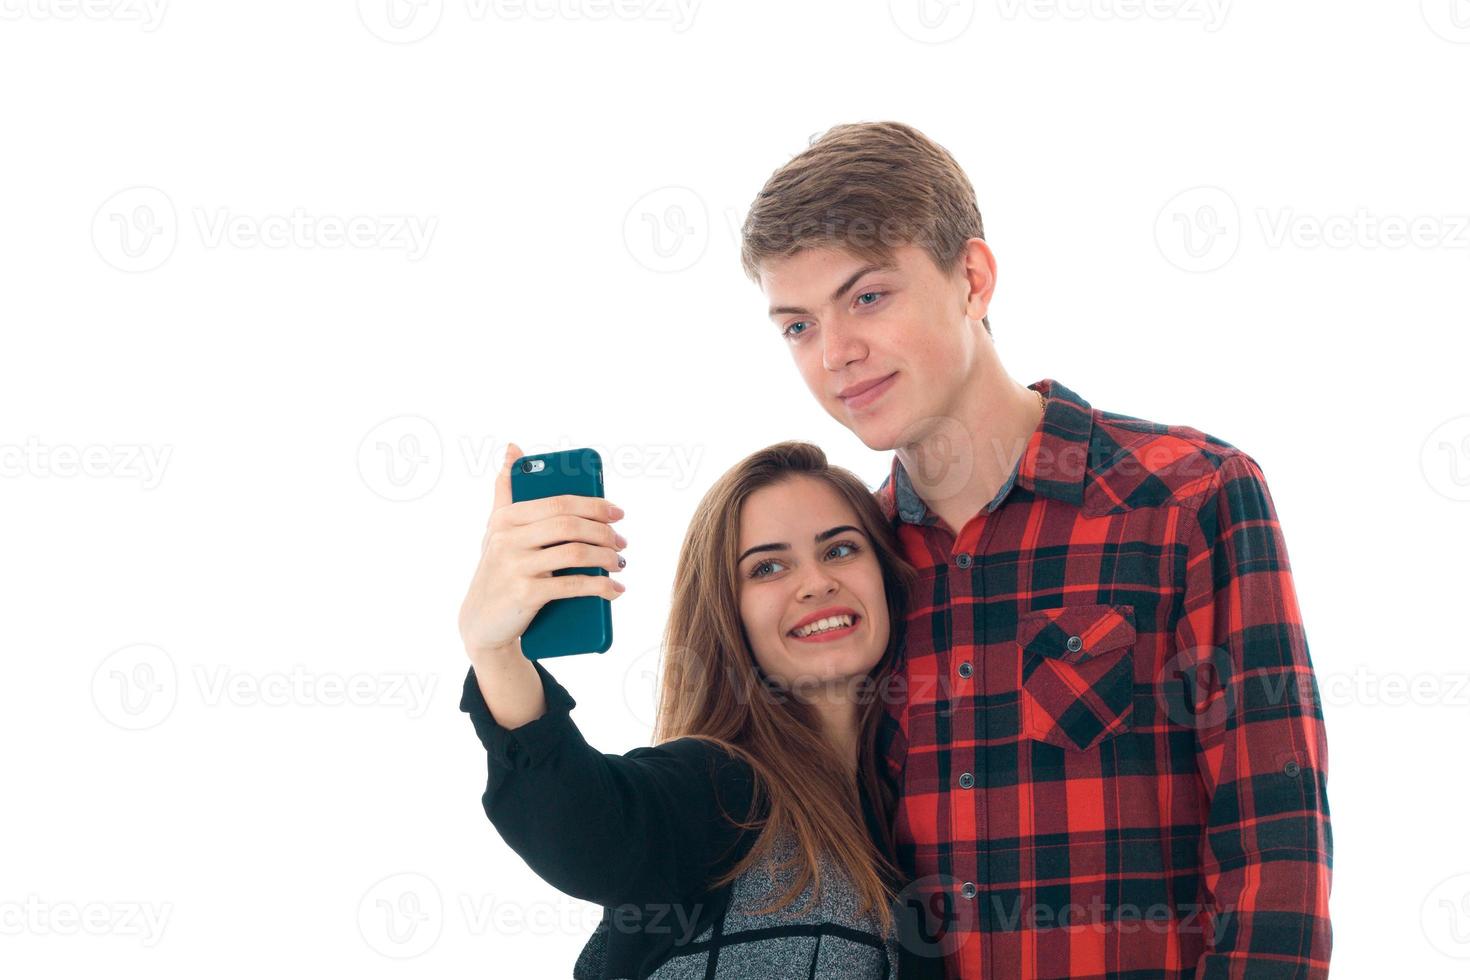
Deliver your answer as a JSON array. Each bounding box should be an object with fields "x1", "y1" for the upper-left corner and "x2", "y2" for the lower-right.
[{"x1": 799, "y1": 574, "x2": 839, "y2": 600}]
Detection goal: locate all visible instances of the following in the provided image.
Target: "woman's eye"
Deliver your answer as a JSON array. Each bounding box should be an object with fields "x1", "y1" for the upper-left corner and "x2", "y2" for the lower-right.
[
  {"x1": 826, "y1": 541, "x2": 861, "y2": 560},
  {"x1": 750, "y1": 558, "x2": 787, "y2": 579}
]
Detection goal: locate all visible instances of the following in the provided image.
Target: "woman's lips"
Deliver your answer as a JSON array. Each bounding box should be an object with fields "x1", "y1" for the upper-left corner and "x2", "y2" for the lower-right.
[{"x1": 789, "y1": 615, "x2": 861, "y2": 643}]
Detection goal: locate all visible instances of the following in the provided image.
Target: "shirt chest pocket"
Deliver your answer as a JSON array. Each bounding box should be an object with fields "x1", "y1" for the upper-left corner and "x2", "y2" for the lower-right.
[{"x1": 1015, "y1": 603, "x2": 1137, "y2": 752}]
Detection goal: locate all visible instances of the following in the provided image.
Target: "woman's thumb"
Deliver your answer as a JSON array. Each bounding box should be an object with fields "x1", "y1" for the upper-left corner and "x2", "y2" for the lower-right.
[{"x1": 491, "y1": 441, "x2": 522, "y2": 511}]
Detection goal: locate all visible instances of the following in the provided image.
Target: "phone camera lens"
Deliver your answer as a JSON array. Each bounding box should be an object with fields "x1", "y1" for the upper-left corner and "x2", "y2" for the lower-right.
[{"x1": 520, "y1": 459, "x2": 533, "y2": 474}]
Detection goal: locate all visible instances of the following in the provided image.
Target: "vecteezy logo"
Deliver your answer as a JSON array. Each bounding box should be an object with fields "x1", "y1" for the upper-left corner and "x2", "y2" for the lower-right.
[
  {"x1": 357, "y1": 415, "x2": 444, "y2": 502},
  {"x1": 357, "y1": 0, "x2": 443, "y2": 43},
  {"x1": 891, "y1": 874, "x2": 978, "y2": 959},
  {"x1": 1422, "y1": 872, "x2": 1470, "y2": 959},
  {"x1": 1422, "y1": 0, "x2": 1470, "y2": 43},
  {"x1": 92, "y1": 643, "x2": 179, "y2": 730},
  {"x1": 1421, "y1": 416, "x2": 1470, "y2": 502},
  {"x1": 889, "y1": 0, "x2": 975, "y2": 43},
  {"x1": 1157, "y1": 645, "x2": 1236, "y2": 732},
  {"x1": 621, "y1": 644, "x2": 665, "y2": 729},
  {"x1": 622, "y1": 187, "x2": 708, "y2": 273},
  {"x1": 892, "y1": 415, "x2": 975, "y2": 511},
  {"x1": 358, "y1": 872, "x2": 444, "y2": 958},
  {"x1": 1155, "y1": 186, "x2": 1240, "y2": 273},
  {"x1": 92, "y1": 186, "x2": 178, "y2": 273}
]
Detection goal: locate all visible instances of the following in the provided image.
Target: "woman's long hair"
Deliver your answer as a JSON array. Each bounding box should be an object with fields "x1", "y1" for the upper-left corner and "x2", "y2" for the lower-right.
[{"x1": 651, "y1": 441, "x2": 918, "y2": 936}]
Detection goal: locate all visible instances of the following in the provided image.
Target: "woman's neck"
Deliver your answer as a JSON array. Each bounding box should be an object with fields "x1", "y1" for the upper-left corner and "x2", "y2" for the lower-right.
[{"x1": 806, "y1": 683, "x2": 861, "y2": 776}]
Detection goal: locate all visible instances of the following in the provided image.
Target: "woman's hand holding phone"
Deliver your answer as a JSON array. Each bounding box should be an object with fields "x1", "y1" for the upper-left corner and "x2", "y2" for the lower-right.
[{"x1": 458, "y1": 442, "x2": 627, "y2": 665}]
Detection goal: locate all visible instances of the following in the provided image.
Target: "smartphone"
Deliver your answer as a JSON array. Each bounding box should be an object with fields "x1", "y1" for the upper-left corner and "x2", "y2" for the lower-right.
[{"x1": 509, "y1": 447, "x2": 614, "y2": 660}]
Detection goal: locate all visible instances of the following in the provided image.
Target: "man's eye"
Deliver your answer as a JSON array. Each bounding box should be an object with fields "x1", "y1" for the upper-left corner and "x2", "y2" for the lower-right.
[
  {"x1": 782, "y1": 321, "x2": 809, "y2": 340},
  {"x1": 856, "y1": 290, "x2": 884, "y2": 306}
]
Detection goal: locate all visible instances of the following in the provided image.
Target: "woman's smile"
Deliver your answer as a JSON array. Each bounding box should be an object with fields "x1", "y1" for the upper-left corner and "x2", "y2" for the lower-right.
[{"x1": 788, "y1": 611, "x2": 863, "y2": 643}]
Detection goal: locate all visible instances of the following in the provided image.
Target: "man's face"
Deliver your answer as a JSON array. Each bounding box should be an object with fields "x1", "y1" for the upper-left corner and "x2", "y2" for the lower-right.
[{"x1": 759, "y1": 242, "x2": 990, "y2": 451}]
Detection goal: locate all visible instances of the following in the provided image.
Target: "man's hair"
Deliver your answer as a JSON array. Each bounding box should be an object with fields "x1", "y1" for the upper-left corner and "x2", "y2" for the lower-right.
[{"x1": 739, "y1": 120, "x2": 991, "y2": 335}]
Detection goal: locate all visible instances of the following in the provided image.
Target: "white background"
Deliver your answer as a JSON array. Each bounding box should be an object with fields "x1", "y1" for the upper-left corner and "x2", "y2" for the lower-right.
[{"x1": 2, "y1": 1, "x2": 1468, "y2": 976}]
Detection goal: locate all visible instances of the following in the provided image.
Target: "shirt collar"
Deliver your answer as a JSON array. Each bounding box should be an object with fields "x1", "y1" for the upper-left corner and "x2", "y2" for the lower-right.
[{"x1": 876, "y1": 377, "x2": 1094, "y2": 526}]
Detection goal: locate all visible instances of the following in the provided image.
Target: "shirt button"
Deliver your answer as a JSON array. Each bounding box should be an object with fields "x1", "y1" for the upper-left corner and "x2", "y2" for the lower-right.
[
  {"x1": 1284, "y1": 760, "x2": 1301, "y2": 778},
  {"x1": 960, "y1": 882, "x2": 977, "y2": 899},
  {"x1": 1066, "y1": 634, "x2": 1083, "y2": 653},
  {"x1": 955, "y1": 552, "x2": 972, "y2": 568},
  {"x1": 959, "y1": 772, "x2": 975, "y2": 789},
  {"x1": 957, "y1": 661, "x2": 973, "y2": 679}
]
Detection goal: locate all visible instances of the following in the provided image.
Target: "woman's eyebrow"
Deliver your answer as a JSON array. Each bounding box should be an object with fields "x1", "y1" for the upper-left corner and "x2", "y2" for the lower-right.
[
  {"x1": 817, "y1": 520, "x2": 858, "y2": 543},
  {"x1": 737, "y1": 525, "x2": 864, "y2": 565}
]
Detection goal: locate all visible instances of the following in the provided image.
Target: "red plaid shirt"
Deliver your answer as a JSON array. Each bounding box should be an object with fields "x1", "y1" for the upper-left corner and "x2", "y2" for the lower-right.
[{"x1": 875, "y1": 378, "x2": 1332, "y2": 979}]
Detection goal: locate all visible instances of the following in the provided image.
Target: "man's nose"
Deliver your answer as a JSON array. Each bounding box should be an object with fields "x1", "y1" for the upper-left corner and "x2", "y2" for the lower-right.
[{"x1": 822, "y1": 318, "x2": 867, "y2": 372}]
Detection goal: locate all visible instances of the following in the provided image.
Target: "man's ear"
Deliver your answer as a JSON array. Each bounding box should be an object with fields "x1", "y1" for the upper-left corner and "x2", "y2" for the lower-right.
[{"x1": 956, "y1": 238, "x2": 997, "y2": 324}]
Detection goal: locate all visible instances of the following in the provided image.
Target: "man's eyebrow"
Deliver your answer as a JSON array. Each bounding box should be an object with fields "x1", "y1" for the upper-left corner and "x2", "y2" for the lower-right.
[
  {"x1": 767, "y1": 264, "x2": 894, "y2": 319},
  {"x1": 737, "y1": 525, "x2": 865, "y2": 565}
]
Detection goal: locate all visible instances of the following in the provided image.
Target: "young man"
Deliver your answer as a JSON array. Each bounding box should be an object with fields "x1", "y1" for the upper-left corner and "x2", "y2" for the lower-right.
[{"x1": 738, "y1": 121, "x2": 1332, "y2": 979}]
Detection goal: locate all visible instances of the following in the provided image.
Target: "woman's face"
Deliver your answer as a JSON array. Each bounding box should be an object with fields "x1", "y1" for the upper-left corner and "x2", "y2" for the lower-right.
[{"x1": 735, "y1": 475, "x2": 891, "y2": 697}]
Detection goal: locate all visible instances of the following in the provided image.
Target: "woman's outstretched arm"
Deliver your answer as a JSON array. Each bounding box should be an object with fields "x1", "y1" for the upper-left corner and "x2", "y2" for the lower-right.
[
  {"x1": 455, "y1": 444, "x2": 752, "y2": 910},
  {"x1": 468, "y1": 638, "x2": 547, "y2": 730},
  {"x1": 459, "y1": 649, "x2": 754, "y2": 913}
]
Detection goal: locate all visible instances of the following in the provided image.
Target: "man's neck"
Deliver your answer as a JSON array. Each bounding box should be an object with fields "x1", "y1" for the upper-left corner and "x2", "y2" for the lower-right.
[{"x1": 896, "y1": 374, "x2": 1043, "y2": 536}]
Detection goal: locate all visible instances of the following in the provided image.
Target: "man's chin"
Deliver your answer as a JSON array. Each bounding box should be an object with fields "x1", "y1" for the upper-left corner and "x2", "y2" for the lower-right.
[
  {"x1": 824, "y1": 395, "x2": 909, "y2": 451},
  {"x1": 843, "y1": 415, "x2": 901, "y2": 452}
]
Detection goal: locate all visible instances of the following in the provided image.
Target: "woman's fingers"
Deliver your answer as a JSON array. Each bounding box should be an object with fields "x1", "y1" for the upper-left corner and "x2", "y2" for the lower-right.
[
  {"x1": 529, "y1": 570, "x2": 625, "y2": 605},
  {"x1": 526, "y1": 541, "x2": 624, "y2": 576},
  {"x1": 491, "y1": 492, "x2": 623, "y2": 531},
  {"x1": 461, "y1": 447, "x2": 627, "y2": 657},
  {"x1": 509, "y1": 513, "x2": 626, "y2": 553}
]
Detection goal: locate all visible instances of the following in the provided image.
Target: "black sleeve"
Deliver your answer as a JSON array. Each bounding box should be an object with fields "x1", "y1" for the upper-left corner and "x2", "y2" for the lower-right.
[{"x1": 459, "y1": 660, "x2": 755, "y2": 910}]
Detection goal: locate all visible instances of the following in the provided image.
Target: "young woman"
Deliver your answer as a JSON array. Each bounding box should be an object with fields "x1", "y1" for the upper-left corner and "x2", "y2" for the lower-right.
[{"x1": 457, "y1": 440, "x2": 943, "y2": 979}]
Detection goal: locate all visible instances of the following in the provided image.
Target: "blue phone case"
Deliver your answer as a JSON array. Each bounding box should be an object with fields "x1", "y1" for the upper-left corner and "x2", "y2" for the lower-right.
[{"x1": 509, "y1": 447, "x2": 614, "y2": 660}]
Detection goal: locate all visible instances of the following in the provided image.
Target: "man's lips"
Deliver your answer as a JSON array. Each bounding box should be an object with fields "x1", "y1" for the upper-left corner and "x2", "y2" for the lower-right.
[{"x1": 837, "y1": 372, "x2": 897, "y2": 411}]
